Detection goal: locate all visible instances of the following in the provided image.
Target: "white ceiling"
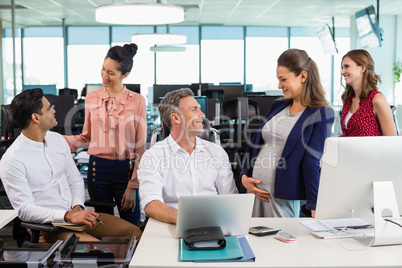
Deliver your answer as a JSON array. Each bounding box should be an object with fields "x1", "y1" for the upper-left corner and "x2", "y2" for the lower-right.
[{"x1": 0, "y1": 0, "x2": 401, "y2": 29}]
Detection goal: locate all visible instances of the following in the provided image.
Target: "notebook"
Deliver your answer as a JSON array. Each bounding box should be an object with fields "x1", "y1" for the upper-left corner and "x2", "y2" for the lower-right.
[{"x1": 169, "y1": 194, "x2": 255, "y2": 239}]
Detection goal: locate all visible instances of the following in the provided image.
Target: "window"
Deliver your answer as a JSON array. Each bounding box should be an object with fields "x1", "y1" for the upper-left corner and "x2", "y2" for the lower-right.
[
  {"x1": 67, "y1": 27, "x2": 110, "y2": 93},
  {"x1": 2, "y1": 29, "x2": 22, "y2": 104},
  {"x1": 201, "y1": 27, "x2": 244, "y2": 85},
  {"x1": 246, "y1": 27, "x2": 288, "y2": 92},
  {"x1": 23, "y1": 27, "x2": 64, "y2": 90},
  {"x1": 155, "y1": 26, "x2": 199, "y2": 85}
]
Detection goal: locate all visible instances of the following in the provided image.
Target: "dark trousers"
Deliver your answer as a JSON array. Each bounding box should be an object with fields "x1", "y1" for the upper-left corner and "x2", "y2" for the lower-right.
[{"x1": 87, "y1": 155, "x2": 141, "y2": 226}]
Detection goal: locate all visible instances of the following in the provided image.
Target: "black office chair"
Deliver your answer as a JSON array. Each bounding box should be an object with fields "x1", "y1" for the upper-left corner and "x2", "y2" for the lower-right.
[
  {"x1": 213, "y1": 97, "x2": 261, "y2": 193},
  {"x1": 203, "y1": 89, "x2": 224, "y2": 100},
  {"x1": 216, "y1": 97, "x2": 261, "y2": 149},
  {"x1": 1, "y1": 105, "x2": 21, "y2": 139},
  {"x1": 59, "y1": 88, "x2": 79, "y2": 100},
  {"x1": 44, "y1": 94, "x2": 75, "y2": 135}
]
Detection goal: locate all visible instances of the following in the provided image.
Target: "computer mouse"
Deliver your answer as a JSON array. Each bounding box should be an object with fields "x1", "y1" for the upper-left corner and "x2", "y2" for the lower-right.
[{"x1": 276, "y1": 232, "x2": 297, "y2": 243}]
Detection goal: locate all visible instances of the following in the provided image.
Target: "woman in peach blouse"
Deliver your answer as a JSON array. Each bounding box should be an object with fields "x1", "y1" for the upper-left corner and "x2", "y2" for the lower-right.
[{"x1": 64, "y1": 43, "x2": 147, "y2": 225}]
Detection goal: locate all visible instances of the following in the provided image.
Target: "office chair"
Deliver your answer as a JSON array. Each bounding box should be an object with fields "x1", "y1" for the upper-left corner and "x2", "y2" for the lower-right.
[
  {"x1": 44, "y1": 94, "x2": 75, "y2": 135},
  {"x1": 216, "y1": 97, "x2": 261, "y2": 149},
  {"x1": 1, "y1": 105, "x2": 21, "y2": 139},
  {"x1": 203, "y1": 89, "x2": 224, "y2": 100},
  {"x1": 390, "y1": 105, "x2": 400, "y2": 135},
  {"x1": 214, "y1": 97, "x2": 261, "y2": 193},
  {"x1": 59, "y1": 88, "x2": 79, "y2": 100},
  {"x1": 149, "y1": 118, "x2": 220, "y2": 148}
]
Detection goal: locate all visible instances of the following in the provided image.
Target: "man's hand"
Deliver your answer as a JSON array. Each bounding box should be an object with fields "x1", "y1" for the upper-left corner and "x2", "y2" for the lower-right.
[{"x1": 64, "y1": 209, "x2": 99, "y2": 227}]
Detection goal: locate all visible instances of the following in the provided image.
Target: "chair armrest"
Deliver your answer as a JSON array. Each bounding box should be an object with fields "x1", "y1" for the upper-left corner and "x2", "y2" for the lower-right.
[
  {"x1": 21, "y1": 222, "x2": 59, "y2": 232},
  {"x1": 85, "y1": 199, "x2": 116, "y2": 208}
]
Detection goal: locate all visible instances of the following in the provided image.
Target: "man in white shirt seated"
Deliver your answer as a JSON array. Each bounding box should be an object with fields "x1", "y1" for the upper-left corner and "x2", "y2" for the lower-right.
[
  {"x1": 138, "y1": 88, "x2": 238, "y2": 224},
  {"x1": 0, "y1": 88, "x2": 142, "y2": 242}
]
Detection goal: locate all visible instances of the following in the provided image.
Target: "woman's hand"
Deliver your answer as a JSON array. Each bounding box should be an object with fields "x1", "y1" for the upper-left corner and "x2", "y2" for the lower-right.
[
  {"x1": 121, "y1": 187, "x2": 136, "y2": 211},
  {"x1": 241, "y1": 174, "x2": 271, "y2": 202},
  {"x1": 311, "y1": 210, "x2": 316, "y2": 218}
]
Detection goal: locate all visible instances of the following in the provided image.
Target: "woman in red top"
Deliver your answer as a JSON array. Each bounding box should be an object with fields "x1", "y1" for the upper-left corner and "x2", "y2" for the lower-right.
[{"x1": 340, "y1": 49, "x2": 397, "y2": 136}]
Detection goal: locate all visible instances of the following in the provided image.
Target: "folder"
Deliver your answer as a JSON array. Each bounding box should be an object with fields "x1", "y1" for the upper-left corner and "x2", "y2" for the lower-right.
[
  {"x1": 194, "y1": 236, "x2": 255, "y2": 263},
  {"x1": 178, "y1": 235, "x2": 243, "y2": 262}
]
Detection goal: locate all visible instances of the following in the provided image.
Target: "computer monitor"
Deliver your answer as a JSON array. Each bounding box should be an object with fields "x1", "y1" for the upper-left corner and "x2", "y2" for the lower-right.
[
  {"x1": 355, "y1": 5, "x2": 382, "y2": 48},
  {"x1": 316, "y1": 136, "x2": 402, "y2": 219},
  {"x1": 152, "y1": 84, "x2": 189, "y2": 105},
  {"x1": 82, "y1": 83, "x2": 103, "y2": 97},
  {"x1": 125, "y1": 84, "x2": 141, "y2": 94},
  {"x1": 209, "y1": 85, "x2": 244, "y2": 102},
  {"x1": 22, "y1": 84, "x2": 57, "y2": 95},
  {"x1": 316, "y1": 136, "x2": 402, "y2": 245},
  {"x1": 316, "y1": 24, "x2": 338, "y2": 55}
]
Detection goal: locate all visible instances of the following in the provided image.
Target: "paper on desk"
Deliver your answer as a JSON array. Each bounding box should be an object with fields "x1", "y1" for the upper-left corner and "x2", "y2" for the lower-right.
[
  {"x1": 299, "y1": 218, "x2": 373, "y2": 232},
  {"x1": 74, "y1": 151, "x2": 90, "y2": 164}
]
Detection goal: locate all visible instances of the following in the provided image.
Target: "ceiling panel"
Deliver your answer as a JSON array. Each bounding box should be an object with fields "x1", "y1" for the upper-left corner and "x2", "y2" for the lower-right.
[{"x1": 0, "y1": 0, "x2": 399, "y2": 28}]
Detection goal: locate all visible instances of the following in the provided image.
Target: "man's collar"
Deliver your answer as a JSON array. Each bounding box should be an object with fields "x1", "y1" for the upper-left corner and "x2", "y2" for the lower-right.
[{"x1": 167, "y1": 134, "x2": 205, "y2": 153}]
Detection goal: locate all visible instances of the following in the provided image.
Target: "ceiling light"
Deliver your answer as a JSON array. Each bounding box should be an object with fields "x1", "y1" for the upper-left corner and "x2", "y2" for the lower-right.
[
  {"x1": 132, "y1": 33, "x2": 187, "y2": 45},
  {"x1": 150, "y1": 46, "x2": 187, "y2": 52},
  {"x1": 95, "y1": 3, "x2": 184, "y2": 25}
]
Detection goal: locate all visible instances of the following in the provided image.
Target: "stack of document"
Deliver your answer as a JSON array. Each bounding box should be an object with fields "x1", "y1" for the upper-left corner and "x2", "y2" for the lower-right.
[
  {"x1": 74, "y1": 151, "x2": 89, "y2": 164},
  {"x1": 299, "y1": 218, "x2": 373, "y2": 232},
  {"x1": 178, "y1": 236, "x2": 255, "y2": 262}
]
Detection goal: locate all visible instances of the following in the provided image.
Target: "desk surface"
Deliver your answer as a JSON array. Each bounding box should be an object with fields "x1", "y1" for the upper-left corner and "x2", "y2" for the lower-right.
[
  {"x1": 0, "y1": 209, "x2": 17, "y2": 229},
  {"x1": 130, "y1": 217, "x2": 402, "y2": 268}
]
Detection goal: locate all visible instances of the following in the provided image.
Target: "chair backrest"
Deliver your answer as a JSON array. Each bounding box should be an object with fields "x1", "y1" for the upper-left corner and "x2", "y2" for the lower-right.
[
  {"x1": 220, "y1": 97, "x2": 260, "y2": 120},
  {"x1": 44, "y1": 94, "x2": 75, "y2": 135},
  {"x1": 247, "y1": 95, "x2": 282, "y2": 118},
  {"x1": 218, "y1": 97, "x2": 261, "y2": 149},
  {"x1": 390, "y1": 105, "x2": 400, "y2": 135},
  {"x1": 59, "y1": 88, "x2": 78, "y2": 99},
  {"x1": 1, "y1": 105, "x2": 21, "y2": 139}
]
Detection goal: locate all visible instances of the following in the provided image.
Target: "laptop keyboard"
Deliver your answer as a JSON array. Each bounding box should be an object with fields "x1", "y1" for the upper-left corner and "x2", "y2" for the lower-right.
[{"x1": 311, "y1": 228, "x2": 375, "y2": 239}]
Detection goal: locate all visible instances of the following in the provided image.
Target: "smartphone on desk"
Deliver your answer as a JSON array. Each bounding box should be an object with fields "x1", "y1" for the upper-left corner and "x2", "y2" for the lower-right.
[{"x1": 249, "y1": 226, "x2": 281, "y2": 236}]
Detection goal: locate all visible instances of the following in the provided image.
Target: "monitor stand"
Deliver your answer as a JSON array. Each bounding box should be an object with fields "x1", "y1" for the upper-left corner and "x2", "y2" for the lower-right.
[{"x1": 355, "y1": 181, "x2": 402, "y2": 246}]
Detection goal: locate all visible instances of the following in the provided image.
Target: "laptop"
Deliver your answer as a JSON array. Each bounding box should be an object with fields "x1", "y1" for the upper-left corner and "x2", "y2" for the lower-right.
[{"x1": 169, "y1": 194, "x2": 255, "y2": 239}]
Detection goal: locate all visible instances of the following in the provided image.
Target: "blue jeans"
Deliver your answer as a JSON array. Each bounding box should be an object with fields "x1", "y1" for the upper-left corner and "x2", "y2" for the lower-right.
[{"x1": 87, "y1": 155, "x2": 141, "y2": 226}]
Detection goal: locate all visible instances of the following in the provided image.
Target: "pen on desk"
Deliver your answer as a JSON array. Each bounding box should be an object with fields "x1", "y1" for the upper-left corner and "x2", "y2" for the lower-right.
[{"x1": 97, "y1": 218, "x2": 104, "y2": 224}]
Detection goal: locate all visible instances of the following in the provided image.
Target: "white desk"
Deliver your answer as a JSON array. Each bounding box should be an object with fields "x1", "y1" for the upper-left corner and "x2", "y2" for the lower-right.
[
  {"x1": 0, "y1": 209, "x2": 17, "y2": 229},
  {"x1": 130, "y1": 217, "x2": 402, "y2": 268}
]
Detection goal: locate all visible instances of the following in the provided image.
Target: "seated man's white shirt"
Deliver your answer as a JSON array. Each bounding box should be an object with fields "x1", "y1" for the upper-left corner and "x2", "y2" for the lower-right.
[
  {"x1": 138, "y1": 135, "x2": 238, "y2": 214},
  {"x1": 0, "y1": 132, "x2": 85, "y2": 223}
]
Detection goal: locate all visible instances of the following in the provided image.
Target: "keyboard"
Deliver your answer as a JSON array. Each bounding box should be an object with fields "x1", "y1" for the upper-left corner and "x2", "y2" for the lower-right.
[{"x1": 311, "y1": 228, "x2": 375, "y2": 239}]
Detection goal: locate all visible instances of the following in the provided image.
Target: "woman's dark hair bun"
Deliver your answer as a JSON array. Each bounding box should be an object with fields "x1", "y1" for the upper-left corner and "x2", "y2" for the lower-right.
[{"x1": 123, "y1": 43, "x2": 138, "y2": 58}]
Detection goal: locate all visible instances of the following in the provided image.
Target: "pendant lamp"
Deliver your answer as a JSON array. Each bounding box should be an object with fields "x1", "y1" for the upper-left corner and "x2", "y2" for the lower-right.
[
  {"x1": 132, "y1": 33, "x2": 187, "y2": 45},
  {"x1": 96, "y1": 2, "x2": 184, "y2": 25}
]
